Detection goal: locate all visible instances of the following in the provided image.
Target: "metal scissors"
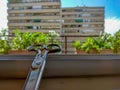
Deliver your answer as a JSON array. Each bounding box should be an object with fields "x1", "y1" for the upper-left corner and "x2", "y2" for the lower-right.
[{"x1": 22, "y1": 44, "x2": 61, "y2": 90}]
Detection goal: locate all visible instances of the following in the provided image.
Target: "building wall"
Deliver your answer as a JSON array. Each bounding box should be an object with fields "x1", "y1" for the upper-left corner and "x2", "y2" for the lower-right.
[
  {"x1": 61, "y1": 7, "x2": 104, "y2": 54},
  {"x1": 8, "y1": 0, "x2": 62, "y2": 35}
]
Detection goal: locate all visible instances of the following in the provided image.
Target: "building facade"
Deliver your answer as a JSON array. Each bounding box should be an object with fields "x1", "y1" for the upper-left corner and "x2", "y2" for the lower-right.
[
  {"x1": 7, "y1": 0, "x2": 62, "y2": 35},
  {"x1": 61, "y1": 7, "x2": 104, "y2": 53},
  {"x1": 7, "y1": 0, "x2": 104, "y2": 54}
]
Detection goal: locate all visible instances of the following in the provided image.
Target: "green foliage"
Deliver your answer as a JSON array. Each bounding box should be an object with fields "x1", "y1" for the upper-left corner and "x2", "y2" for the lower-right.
[
  {"x1": 81, "y1": 37, "x2": 100, "y2": 53},
  {"x1": 112, "y1": 29, "x2": 120, "y2": 53},
  {"x1": 0, "y1": 29, "x2": 11, "y2": 54},
  {"x1": 12, "y1": 30, "x2": 51, "y2": 50},
  {"x1": 34, "y1": 32, "x2": 50, "y2": 45},
  {"x1": 73, "y1": 41, "x2": 81, "y2": 50},
  {"x1": 94, "y1": 33, "x2": 113, "y2": 50},
  {"x1": 12, "y1": 30, "x2": 33, "y2": 50},
  {"x1": 0, "y1": 40, "x2": 10, "y2": 54},
  {"x1": 73, "y1": 30, "x2": 120, "y2": 54}
]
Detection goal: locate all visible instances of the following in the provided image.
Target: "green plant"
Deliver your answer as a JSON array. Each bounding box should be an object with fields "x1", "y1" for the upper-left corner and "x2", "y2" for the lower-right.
[
  {"x1": 12, "y1": 30, "x2": 40, "y2": 50},
  {"x1": 73, "y1": 41, "x2": 81, "y2": 50},
  {"x1": 0, "y1": 40, "x2": 11, "y2": 54},
  {"x1": 81, "y1": 37, "x2": 100, "y2": 53},
  {"x1": 94, "y1": 33, "x2": 113, "y2": 50},
  {"x1": 34, "y1": 32, "x2": 50, "y2": 45},
  {"x1": 12, "y1": 30, "x2": 51, "y2": 50},
  {"x1": 112, "y1": 29, "x2": 120, "y2": 53},
  {"x1": 0, "y1": 29, "x2": 11, "y2": 54}
]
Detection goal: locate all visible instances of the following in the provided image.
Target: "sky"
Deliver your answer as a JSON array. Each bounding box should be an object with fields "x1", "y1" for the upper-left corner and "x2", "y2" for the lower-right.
[{"x1": 0, "y1": 0, "x2": 120, "y2": 34}]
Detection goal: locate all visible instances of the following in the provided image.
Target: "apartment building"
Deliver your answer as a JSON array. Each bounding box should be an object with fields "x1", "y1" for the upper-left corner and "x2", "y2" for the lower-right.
[
  {"x1": 61, "y1": 7, "x2": 104, "y2": 53},
  {"x1": 7, "y1": 1, "x2": 104, "y2": 54},
  {"x1": 7, "y1": 0, "x2": 62, "y2": 35}
]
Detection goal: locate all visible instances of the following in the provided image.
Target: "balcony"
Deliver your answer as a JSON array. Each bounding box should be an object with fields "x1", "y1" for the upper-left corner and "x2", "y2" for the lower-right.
[
  {"x1": 8, "y1": 9, "x2": 60, "y2": 13},
  {"x1": 62, "y1": 16, "x2": 104, "y2": 20},
  {"x1": 62, "y1": 22, "x2": 104, "y2": 25},
  {"x1": 9, "y1": 29, "x2": 61, "y2": 34},
  {"x1": 0, "y1": 54, "x2": 120, "y2": 90},
  {"x1": 62, "y1": 11, "x2": 104, "y2": 15},
  {"x1": 8, "y1": 16, "x2": 60, "y2": 20},
  {"x1": 8, "y1": 22, "x2": 60, "y2": 26}
]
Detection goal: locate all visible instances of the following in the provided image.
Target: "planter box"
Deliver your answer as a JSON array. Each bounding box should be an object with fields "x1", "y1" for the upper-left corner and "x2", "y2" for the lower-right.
[
  {"x1": 76, "y1": 50, "x2": 86, "y2": 54},
  {"x1": 76, "y1": 49, "x2": 99, "y2": 54},
  {"x1": 100, "y1": 49, "x2": 113, "y2": 54},
  {"x1": 76, "y1": 49, "x2": 120, "y2": 54},
  {"x1": 8, "y1": 50, "x2": 36, "y2": 55},
  {"x1": 0, "y1": 54, "x2": 120, "y2": 78}
]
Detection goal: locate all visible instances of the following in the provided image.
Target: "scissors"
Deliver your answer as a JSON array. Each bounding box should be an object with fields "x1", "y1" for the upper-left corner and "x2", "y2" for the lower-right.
[{"x1": 22, "y1": 44, "x2": 61, "y2": 90}]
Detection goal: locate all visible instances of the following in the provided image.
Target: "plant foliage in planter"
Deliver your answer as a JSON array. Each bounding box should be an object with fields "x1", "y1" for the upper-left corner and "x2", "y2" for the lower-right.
[
  {"x1": 73, "y1": 30, "x2": 120, "y2": 54},
  {"x1": 73, "y1": 41, "x2": 85, "y2": 54},
  {"x1": 6, "y1": 30, "x2": 60, "y2": 54},
  {"x1": 81, "y1": 37, "x2": 100, "y2": 54},
  {"x1": 112, "y1": 30, "x2": 120, "y2": 54},
  {"x1": 10, "y1": 30, "x2": 50, "y2": 54},
  {"x1": 94, "y1": 33, "x2": 114, "y2": 54},
  {"x1": 0, "y1": 29, "x2": 11, "y2": 54}
]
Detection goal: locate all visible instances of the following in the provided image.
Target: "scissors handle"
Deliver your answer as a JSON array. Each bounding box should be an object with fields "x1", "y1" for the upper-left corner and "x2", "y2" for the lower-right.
[
  {"x1": 27, "y1": 44, "x2": 61, "y2": 53},
  {"x1": 47, "y1": 44, "x2": 61, "y2": 53}
]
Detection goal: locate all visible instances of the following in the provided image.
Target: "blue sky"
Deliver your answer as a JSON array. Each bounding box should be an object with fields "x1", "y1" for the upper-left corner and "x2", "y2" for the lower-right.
[{"x1": 0, "y1": 0, "x2": 120, "y2": 34}]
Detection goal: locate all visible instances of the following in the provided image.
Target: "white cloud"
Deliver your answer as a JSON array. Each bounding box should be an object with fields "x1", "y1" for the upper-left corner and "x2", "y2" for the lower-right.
[
  {"x1": 105, "y1": 17, "x2": 120, "y2": 34},
  {"x1": 0, "y1": 0, "x2": 8, "y2": 29}
]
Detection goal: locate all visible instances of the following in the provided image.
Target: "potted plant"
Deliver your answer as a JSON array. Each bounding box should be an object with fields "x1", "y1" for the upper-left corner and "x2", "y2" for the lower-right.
[
  {"x1": 33, "y1": 32, "x2": 50, "y2": 46},
  {"x1": 9, "y1": 30, "x2": 36, "y2": 54},
  {"x1": 94, "y1": 33, "x2": 114, "y2": 54},
  {"x1": 80, "y1": 37, "x2": 100, "y2": 54},
  {"x1": 0, "y1": 39, "x2": 11, "y2": 54},
  {"x1": 9, "y1": 30, "x2": 60, "y2": 54},
  {"x1": 73, "y1": 41, "x2": 85, "y2": 54},
  {"x1": 0, "y1": 29, "x2": 11, "y2": 54},
  {"x1": 112, "y1": 30, "x2": 120, "y2": 54}
]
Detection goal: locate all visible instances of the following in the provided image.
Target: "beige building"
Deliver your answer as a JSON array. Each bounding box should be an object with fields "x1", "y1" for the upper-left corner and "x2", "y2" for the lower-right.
[
  {"x1": 7, "y1": 1, "x2": 104, "y2": 54},
  {"x1": 61, "y1": 7, "x2": 104, "y2": 53},
  {"x1": 7, "y1": 0, "x2": 62, "y2": 35}
]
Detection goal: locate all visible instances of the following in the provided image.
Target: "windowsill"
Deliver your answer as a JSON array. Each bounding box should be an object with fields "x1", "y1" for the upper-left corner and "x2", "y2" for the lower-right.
[{"x1": 0, "y1": 54, "x2": 120, "y2": 79}]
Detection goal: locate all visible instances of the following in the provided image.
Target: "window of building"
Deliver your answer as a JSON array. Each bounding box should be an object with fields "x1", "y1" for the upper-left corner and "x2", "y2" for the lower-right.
[
  {"x1": 81, "y1": 30, "x2": 94, "y2": 33},
  {"x1": 82, "y1": 14, "x2": 91, "y2": 17},
  {"x1": 82, "y1": 24, "x2": 89, "y2": 27},
  {"x1": 75, "y1": 9, "x2": 83, "y2": 12},
  {"x1": 27, "y1": 20, "x2": 33, "y2": 23},
  {"x1": 18, "y1": 14, "x2": 24, "y2": 17},
  {"x1": 76, "y1": 14, "x2": 82, "y2": 17},
  {"x1": 32, "y1": 6, "x2": 42, "y2": 9},
  {"x1": 11, "y1": 14, "x2": 15, "y2": 17},
  {"x1": 62, "y1": 9, "x2": 66, "y2": 12},
  {"x1": 27, "y1": 13, "x2": 33, "y2": 16},
  {"x1": 27, "y1": 7, "x2": 32, "y2": 9},
  {"x1": 26, "y1": 26, "x2": 33, "y2": 29},
  {"x1": 78, "y1": 25, "x2": 82, "y2": 27},
  {"x1": 33, "y1": 19, "x2": 41, "y2": 22},
  {"x1": 14, "y1": 7, "x2": 19, "y2": 10},
  {"x1": 33, "y1": 13, "x2": 40, "y2": 16},
  {"x1": 84, "y1": 19, "x2": 90, "y2": 22},
  {"x1": 75, "y1": 19, "x2": 83, "y2": 22}
]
